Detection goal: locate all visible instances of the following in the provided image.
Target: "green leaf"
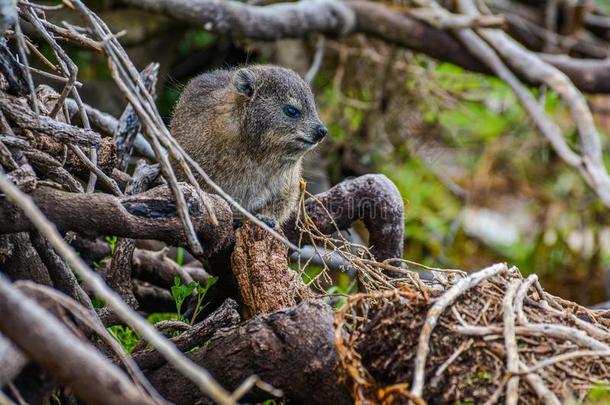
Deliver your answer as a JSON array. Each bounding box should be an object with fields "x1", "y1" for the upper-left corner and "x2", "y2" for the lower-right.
[{"x1": 171, "y1": 277, "x2": 197, "y2": 317}]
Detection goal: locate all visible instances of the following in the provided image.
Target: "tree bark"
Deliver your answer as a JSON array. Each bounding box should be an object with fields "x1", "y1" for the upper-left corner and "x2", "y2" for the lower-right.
[{"x1": 231, "y1": 222, "x2": 303, "y2": 318}]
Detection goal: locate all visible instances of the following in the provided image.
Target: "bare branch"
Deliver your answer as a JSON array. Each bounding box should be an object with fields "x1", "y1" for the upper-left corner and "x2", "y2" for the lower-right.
[
  {"x1": 0, "y1": 184, "x2": 233, "y2": 257},
  {"x1": 0, "y1": 275, "x2": 156, "y2": 405},
  {"x1": 503, "y1": 279, "x2": 521, "y2": 405},
  {"x1": 125, "y1": 0, "x2": 610, "y2": 93},
  {"x1": 0, "y1": 93, "x2": 101, "y2": 147},
  {"x1": 121, "y1": 0, "x2": 355, "y2": 39}
]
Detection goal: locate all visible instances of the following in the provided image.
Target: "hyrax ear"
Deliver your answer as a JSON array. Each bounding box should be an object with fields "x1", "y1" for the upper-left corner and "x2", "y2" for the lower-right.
[{"x1": 233, "y1": 68, "x2": 256, "y2": 97}]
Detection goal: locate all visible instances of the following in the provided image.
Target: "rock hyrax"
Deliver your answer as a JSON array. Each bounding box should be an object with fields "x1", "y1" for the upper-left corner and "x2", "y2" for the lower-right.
[{"x1": 171, "y1": 65, "x2": 327, "y2": 226}]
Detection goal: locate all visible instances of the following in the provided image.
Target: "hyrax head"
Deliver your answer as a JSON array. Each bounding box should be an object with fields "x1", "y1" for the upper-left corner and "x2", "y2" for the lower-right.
[{"x1": 231, "y1": 65, "x2": 327, "y2": 158}]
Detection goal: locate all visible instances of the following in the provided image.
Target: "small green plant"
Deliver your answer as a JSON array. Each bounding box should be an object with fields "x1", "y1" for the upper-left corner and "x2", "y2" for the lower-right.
[
  {"x1": 171, "y1": 277, "x2": 197, "y2": 318},
  {"x1": 171, "y1": 276, "x2": 218, "y2": 324},
  {"x1": 104, "y1": 235, "x2": 118, "y2": 255},
  {"x1": 476, "y1": 371, "x2": 493, "y2": 382},
  {"x1": 107, "y1": 325, "x2": 139, "y2": 354},
  {"x1": 92, "y1": 297, "x2": 106, "y2": 309},
  {"x1": 326, "y1": 273, "x2": 357, "y2": 310}
]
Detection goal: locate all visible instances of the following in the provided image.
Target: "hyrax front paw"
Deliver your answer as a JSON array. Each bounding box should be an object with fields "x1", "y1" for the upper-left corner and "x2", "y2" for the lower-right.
[{"x1": 254, "y1": 214, "x2": 277, "y2": 229}]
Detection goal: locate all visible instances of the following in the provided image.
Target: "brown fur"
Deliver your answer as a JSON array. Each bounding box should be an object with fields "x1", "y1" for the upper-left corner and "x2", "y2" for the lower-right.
[{"x1": 170, "y1": 65, "x2": 326, "y2": 225}]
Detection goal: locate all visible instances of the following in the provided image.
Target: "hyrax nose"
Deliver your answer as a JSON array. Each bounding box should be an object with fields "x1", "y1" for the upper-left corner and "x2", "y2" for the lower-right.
[{"x1": 313, "y1": 124, "x2": 328, "y2": 142}]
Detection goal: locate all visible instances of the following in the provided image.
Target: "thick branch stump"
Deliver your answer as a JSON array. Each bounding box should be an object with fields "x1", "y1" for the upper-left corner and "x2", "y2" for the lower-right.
[
  {"x1": 147, "y1": 300, "x2": 351, "y2": 405},
  {"x1": 230, "y1": 222, "x2": 298, "y2": 318}
]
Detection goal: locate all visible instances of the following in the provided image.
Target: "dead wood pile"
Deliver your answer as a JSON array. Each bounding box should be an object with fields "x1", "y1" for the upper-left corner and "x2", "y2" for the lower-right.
[
  {"x1": 1, "y1": 0, "x2": 610, "y2": 404},
  {"x1": 336, "y1": 263, "x2": 610, "y2": 404}
]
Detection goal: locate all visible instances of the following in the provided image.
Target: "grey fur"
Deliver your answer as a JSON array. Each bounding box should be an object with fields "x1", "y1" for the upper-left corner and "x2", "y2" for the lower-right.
[{"x1": 170, "y1": 65, "x2": 326, "y2": 225}]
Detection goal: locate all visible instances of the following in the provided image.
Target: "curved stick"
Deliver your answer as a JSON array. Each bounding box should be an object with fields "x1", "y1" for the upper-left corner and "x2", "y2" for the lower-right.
[{"x1": 284, "y1": 174, "x2": 404, "y2": 261}]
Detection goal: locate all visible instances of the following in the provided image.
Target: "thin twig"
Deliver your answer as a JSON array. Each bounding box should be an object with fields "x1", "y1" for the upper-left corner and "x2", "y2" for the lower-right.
[
  {"x1": 429, "y1": 339, "x2": 473, "y2": 387},
  {"x1": 520, "y1": 361, "x2": 561, "y2": 405},
  {"x1": 519, "y1": 349, "x2": 610, "y2": 375},
  {"x1": 13, "y1": 17, "x2": 38, "y2": 114},
  {"x1": 515, "y1": 274, "x2": 538, "y2": 325},
  {"x1": 305, "y1": 35, "x2": 326, "y2": 84},
  {"x1": 503, "y1": 279, "x2": 521, "y2": 405},
  {"x1": 229, "y1": 375, "x2": 283, "y2": 402},
  {"x1": 454, "y1": 324, "x2": 610, "y2": 351}
]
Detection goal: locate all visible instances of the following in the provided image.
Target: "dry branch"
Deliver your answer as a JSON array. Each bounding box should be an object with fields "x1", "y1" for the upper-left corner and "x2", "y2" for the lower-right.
[
  {"x1": 503, "y1": 280, "x2": 521, "y2": 405},
  {"x1": 125, "y1": 0, "x2": 610, "y2": 93},
  {"x1": 114, "y1": 63, "x2": 159, "y2": 171},
  {"x1": 121, "y1": 0, "x2": 355, "y2": 39},
  {"x1": 0, "y1": 38, "x2": 27, "y2": 96},
  {"x1": 106, "y1": 161, "x2": 160, "y2": 307},
  {"x1": 0, "y1": 184, "x2": 234, "y2": 257},
  {"x1": 0, "y1": 93, "x2": 101, "y2": 147},
  {"x1": 0, "y1": 275, "x2": 156, "y2": 405},
  {"x1": 29, "y1": 230, "x2": 93, "y2": 310}
]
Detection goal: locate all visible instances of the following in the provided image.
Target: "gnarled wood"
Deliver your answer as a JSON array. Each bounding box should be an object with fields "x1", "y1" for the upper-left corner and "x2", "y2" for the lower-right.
[
  {"x1": 284, "y1": 174, "x2": 405, "y2": 261},
  {"x1": 0, "y1": 94, "x2": 102, "y2": 147},
  {"x1": 147, "y1": 300, "x2": 351, "y2": 405}
]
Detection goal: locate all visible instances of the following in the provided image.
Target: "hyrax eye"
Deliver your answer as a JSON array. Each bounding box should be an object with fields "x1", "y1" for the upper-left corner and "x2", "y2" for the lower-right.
[{"x1": 283, "y1": 105, "x2": 301, "y2": 118}]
